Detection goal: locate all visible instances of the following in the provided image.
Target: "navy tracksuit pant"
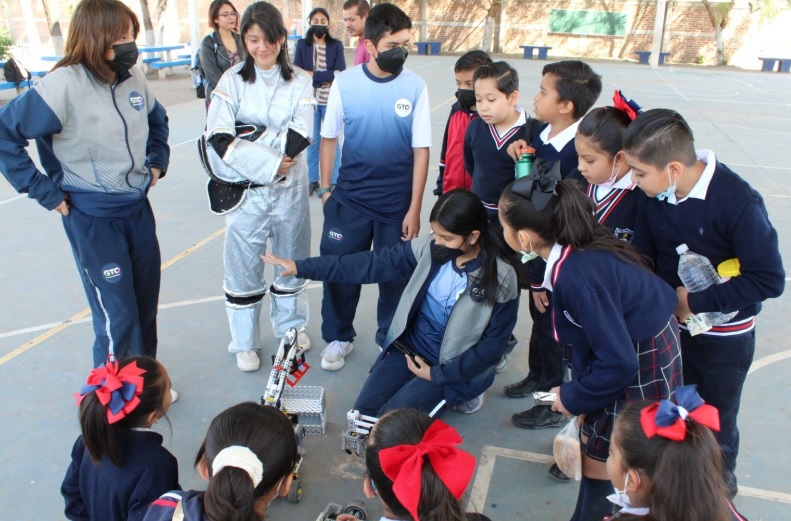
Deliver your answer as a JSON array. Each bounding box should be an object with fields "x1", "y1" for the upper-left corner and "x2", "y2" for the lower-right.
[
  {"x1": 62, "y1": 200, "x2": 161, "y2": 367},
  {"x1": 319, "y1": 197, "x2": 406, "y2": 347}
]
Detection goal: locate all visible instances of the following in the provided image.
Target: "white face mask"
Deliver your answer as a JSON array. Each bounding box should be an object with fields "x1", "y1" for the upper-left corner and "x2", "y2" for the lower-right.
[
  {"x1": 519, "y1": 234, "x2": 538, "y2": 264},
  {"x1": 607, "y1": 471, "x2": 650, "y2": 515},
  {"x1": 597, "y1": 160, "x2": 620, "y2": 188},
  {"x1": 267, "y1": 476, "x2": 286, "y2": 509},
  {"x1": 656, "y1": 164, "x2": 677, "y2": 202}
]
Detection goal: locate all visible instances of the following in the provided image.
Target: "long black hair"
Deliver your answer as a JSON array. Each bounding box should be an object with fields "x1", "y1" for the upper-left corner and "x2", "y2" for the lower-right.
[
  {"x1": 79, "y1": 357, "x2": 169, "y2": 467},
  {"x1": 499, "y1": 180, "x2": 648, "y2": 267},
  {"x1": 304, "y1": 7, "x2": 338, "y2": 46},
  {"x1": 238, "y1": 1, "x2": 293, "y2": 82},
  {"x1": 196, "y1": 402, "x2": 298, "y2": 521},
  {"x1": 577, "y1": 106, "x2": 632, "y2": 158},
  {"x1": 613, "y1": 402, "x2": 731, "y2": 521},
  {"x1": 367, "y1": 409, "x2": 468, "y2": 521},
  {"x1": 430, "y1": 189, "x2": 519, "y2": 306}
]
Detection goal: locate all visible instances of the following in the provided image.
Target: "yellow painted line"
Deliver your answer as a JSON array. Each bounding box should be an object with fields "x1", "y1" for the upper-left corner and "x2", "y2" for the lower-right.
[{"x1": 0, "y1": 228, "x2": 226, "y2": 367}]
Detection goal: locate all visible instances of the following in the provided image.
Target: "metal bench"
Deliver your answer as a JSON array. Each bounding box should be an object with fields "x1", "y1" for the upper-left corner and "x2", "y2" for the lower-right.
[
  {"x1": 634, "y1": 51, "x2": 670, "y2": 65},
  {"x1": 520, "y1": 45, "x2": 552, "y2": 60},
  {"x1": 415, "y1": 41, "x2": 441, "y2": 55},
  {"x1": 758, "y1": 57, "x2": 791, "y2": 73},
  {"x1": 150, "y1": 58, "x2": 191, "y2": 79},
  {"x1": 0, "y1": 79, "x2": 34, "y2": 90}
]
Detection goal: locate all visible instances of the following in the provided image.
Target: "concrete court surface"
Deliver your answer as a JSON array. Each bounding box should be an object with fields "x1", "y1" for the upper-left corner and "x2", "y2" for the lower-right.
[{"x1": 0, "y1": 55, "x2": 789, "y2": 520}]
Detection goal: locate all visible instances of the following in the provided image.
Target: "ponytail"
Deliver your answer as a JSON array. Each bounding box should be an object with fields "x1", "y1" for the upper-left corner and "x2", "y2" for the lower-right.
[
  {"x1": 577, "y1": 106, "x2": 632, "y2": 158},
  {"x1": 78, "y1": 357, "x2": 168, "y2": 467},
  {"x1": 197, "y1": 402, "x2": 298, "y2": 521},
  {"x1": 500, "y1": 179, "x2": 649, "y2": 268},
  {"x1": 616, "y1": 403, "x2": 731, "y2": 521}
]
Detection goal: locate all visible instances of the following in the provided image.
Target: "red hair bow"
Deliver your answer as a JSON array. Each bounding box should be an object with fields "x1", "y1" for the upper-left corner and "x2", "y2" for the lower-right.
[
  {"x1": 612, "y1": 90, "x2": 643, "y2": 121},
  {"x1": 640, "y1": 385, "x2": 720, "y2": 441},
  {"x1": 379, "y1": 419, "x2": 476, "y2": 521},
  {"x1": 76, "y1": 357, "x2": 146, "y2": 424}
]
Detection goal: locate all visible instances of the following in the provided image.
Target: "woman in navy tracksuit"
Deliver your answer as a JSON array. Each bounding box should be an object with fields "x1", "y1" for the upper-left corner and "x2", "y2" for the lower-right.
[
  {"x1": 0, "y1": 0, "x2": 169, "y2": 368},
  {"x1": 292, "y1": 7, "x2": 346, "y2": 193},
  {"x1": 499, "y1": 176, "x2": 682, "y2": 521},
  {"x1": 264, "y1": 189, "x2": 520, "y2": 416}
]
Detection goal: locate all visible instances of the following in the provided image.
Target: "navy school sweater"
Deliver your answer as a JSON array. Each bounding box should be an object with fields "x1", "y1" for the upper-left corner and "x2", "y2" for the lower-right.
[
  {"x1": 632, "y1": 159, "x2": 784, "y2": 331},
  {"x1": 62, "y1": 430, "x2": 180, "y2": 521},
  {"x1": 548, "y1": 246, "x2": 678, "y2": 415}
]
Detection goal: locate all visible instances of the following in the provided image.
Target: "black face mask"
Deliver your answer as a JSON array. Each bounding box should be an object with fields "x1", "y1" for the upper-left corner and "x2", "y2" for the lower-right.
[
  {"x1": 311, "y1": 25, "x2": 328, "y2": 39},
  {"x1": 455, "y1": 88, "x2": 476, "y2": 110},
  {"x1": 106, "y1": 41, "x2": 139, "y2": 74},
  {"x1": 430, "y1": 242, "x2": 465, "y2": 265},
  {"x1": 374, "y1": 46, "x2": 408, "y2": 75}
]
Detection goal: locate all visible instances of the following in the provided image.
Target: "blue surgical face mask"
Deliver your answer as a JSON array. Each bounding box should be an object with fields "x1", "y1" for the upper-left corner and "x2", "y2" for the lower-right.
[
  {"x1": 607, "y1": 471, "x2": 649, "y2": 515},
  {"x1": 519, "y1": 234, "x2": 538, "y2": 264},
  {"x1": 655, "y1": 164, "x2": 677, "y2": 202}
]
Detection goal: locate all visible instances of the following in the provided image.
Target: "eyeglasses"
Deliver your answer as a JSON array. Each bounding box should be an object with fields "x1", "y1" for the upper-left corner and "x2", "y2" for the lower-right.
[{"x1": 218, "y1": 12, "x2": 238, "y2": 18}]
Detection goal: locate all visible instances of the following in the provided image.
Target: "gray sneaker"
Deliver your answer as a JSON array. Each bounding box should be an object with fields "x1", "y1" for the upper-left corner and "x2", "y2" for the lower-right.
[
  {"x1": 495, "y1": 353, "x2": 510, "y2": 373},
  {"x1": 236, "y1": 351, "x2": 260, "y2": 372},
  {"x1": 320, "y1": 341, "x2": 353, "y2": 371},
  {"x1": 454, "y1": 393, "x2": 486, "y2": 414}
]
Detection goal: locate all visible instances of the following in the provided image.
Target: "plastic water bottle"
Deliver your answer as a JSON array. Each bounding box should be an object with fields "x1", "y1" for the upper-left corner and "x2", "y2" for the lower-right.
[
  {"x1": 515, "y1": 148, "x2": 535, "y2": 179},
  {"x1": 676, "y1": 243, "x2": 737, "y2": 334}
]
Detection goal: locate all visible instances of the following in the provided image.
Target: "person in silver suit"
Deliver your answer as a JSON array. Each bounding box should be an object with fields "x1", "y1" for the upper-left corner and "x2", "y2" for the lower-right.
[{"x1": 204, "y1": 1, "x2": 314, "y2": 372}]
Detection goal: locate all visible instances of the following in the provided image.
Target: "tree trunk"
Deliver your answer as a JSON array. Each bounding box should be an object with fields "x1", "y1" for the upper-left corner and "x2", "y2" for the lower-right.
[
  {"x1": 138, "y1": 0, "x2": 155, "y2": 47},
  {"x1": 20, "y1": 0, "x2": 42, "y2": 48},
  {"x1": 482, "y1": 15, "x2": 495, "y2": 52},
  {"x1": 41, "y1": 0, "x2": 63, "y2": 54},
  {"x1": 701, "y1": 0, "x2": 734, "y2": 65}
]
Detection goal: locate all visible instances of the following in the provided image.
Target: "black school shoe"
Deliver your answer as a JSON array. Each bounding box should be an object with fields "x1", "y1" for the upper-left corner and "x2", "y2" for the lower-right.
[
  {"x1": 549, "y1": 463, "x2": 571, "y2": 482},
  {"x1": 512, "y1": 405, "x2": 567, "y2": 429},
  {"x1": 308, "y1": 182, "x2": 319, "y2": 196},
  {"x1": 503, "y1": 376, "x2": 541, "y2": 398}
]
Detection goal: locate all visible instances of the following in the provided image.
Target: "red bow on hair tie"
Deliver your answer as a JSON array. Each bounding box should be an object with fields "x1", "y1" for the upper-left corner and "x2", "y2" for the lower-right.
[
  {"x1": 612, "y1": 90, "x2": 643, "y2": 121},
  {"x1": 640, "y1": 385, "x2": 720, "y2": 441},
  {"x1": 76, "y1": 356, "x2": 146, "y2": 424},
  {"x1": 379, "y1": 419, "x2": 476, "y2": 521}
]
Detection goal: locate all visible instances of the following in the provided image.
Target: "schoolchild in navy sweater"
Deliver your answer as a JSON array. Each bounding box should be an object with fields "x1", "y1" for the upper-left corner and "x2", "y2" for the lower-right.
[
  {"x1": 434, "y1": 50, "x2": 492, "y2": 195},
  {"x1": 499, "y1": 176, "x2": 682, "y2": 521},
  {"x1": 576, "y1": 92, "x2": 645, "y2": 242},
  {"x1": 503, "y1": 61, "x2": 603, "y2": 431},
  {"x1": 62, "y1": 357, "x2": 178, "y2": 521},
  {"x1": 625, "y1": 109, "x2": 785, "y2": 497},
  {"x1": 464, "y1": 61, "x2": 527, "y2": 221}
]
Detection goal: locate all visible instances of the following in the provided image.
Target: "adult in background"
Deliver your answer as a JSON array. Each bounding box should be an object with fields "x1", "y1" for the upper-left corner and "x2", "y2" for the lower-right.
[
  {"x1": 0, "y1": 0, "x2": 171, "y2": 379},
  {"x1": 200, "y1": 0, "x2": 244, "y2": 109},
  {"x1": 342, "y1": 0, "x2": 370, "y2": 66},
  {"x1": 293, "y1": 7, "x2": 346, "y2": 195}
]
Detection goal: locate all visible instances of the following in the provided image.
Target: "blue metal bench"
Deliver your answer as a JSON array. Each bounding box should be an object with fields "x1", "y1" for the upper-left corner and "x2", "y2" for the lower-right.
[
  {"x1": 150, "y1": 58, "x2": 191, "y2": 79},
  {"x1": 634, "y1": 51, "x2": 670, "y2": 65},
  {"x1": 520, "y1": 45, "x2": 552, "y2": 60},
  {"x1": 759, "y1": 57, "x2": 791, "y2": 73},
  {"x1": 415, "y1": 41, "x2": 441, "y2": 55},
  {"x1": 0, "y1": 79, "x2": 34, "y2": 90}
]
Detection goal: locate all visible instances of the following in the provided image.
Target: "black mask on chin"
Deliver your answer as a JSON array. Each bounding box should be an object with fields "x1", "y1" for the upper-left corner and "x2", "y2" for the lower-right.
[
  {"x1": 430, "y1": 241, "x2": 465, "y2": 265},
  {"x1": 374, "y1": 46, "x2": 408, "y2": 75},
  {"x1": 106, "y1": 41, "x2": 139, "y2": 74},
  {"x1": 455, "y1": 88, "x2": 476, "y2": 110},
  {"x1": 310, "y1": 25, "x2": 328, "y2": 39}
]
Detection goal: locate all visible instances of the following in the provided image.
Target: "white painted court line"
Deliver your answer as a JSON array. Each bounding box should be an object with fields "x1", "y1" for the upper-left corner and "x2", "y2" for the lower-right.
[
  {"x1": 465, "y1": 445, "x2": 791, "y2": 513},
  {"x1": 0, "y1": 283, "x2": 324, "y2": 340},
  {"x1": 749, "y1": 349, "x2": 791, "y2": 374},
  {"x1": 0, "y1": 194, "x2": 25, "y2": 206}
]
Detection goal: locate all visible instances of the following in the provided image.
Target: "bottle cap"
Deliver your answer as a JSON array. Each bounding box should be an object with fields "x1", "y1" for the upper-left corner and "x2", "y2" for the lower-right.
[
  {"x1": 717, "y1": 258, "x2": 741, "y2": 278},
  {"x1": 675, "y1": 243, "x2": 689, "y2": 255}
]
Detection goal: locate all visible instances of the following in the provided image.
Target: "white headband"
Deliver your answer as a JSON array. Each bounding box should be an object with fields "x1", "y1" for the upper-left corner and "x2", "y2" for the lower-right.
[{"x1": 212, "y1": 446, "x2": 264, "y2": 488}]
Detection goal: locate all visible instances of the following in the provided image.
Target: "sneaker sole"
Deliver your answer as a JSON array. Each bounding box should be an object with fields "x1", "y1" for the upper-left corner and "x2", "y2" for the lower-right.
[{"x1": 320, "y1": 343, "x2": 353, "y2": 371}]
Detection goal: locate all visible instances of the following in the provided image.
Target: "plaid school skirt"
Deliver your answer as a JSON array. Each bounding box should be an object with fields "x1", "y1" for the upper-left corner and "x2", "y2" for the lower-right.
[{"x1": 580, "y1": 318, "x2": 683, "y2": 461}]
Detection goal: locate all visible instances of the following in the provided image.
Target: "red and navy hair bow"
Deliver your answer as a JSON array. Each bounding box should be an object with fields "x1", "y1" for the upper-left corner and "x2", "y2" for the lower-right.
[
  {"x1": 76, "y1": 357, "x2": 146, "y2": 424},
  {"x1": 613, "y1": 90, "x2": 643, "y2": 121},
  {"x1": 379, "y1": 419, "x2": 476, "y2": 521},
  {"x1": 640, "y1": 385, "x2": 720, "y2": 441}
]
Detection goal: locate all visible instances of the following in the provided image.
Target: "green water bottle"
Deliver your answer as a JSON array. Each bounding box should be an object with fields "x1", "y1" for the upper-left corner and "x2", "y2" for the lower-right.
[{"x1": 515, "y1": 149, "x2": 535, "y2": 179}]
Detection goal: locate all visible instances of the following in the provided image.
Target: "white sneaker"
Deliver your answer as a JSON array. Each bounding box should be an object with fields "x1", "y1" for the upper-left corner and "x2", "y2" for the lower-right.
[
  {"x1": 236, "y1": 351, "x2": 260, "y2": 372},
  {"x1": 454, "y1": 393, "x2": 486, "y2": 414},
  {"x1": 320, "y1": 341, "x2": 353, "y2": 371},
  {"x1": 170, "y1": 388, "x2": 179, "y2": 403},
  {"x1": 297, "y1": 329, "x2": 311, "y2": 352},
  {"x1": 495, "y1": 353, "x2": 510, "y2": 374}
]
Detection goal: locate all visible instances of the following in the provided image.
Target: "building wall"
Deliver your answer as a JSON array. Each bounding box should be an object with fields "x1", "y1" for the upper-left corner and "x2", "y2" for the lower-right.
[{"x1": 3, "y1": 0, "x2": 790, "y2": 70}]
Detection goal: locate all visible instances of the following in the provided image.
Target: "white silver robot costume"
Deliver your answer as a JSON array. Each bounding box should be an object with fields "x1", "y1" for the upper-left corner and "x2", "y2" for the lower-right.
[{"x1": 205, "y1": 63, "x2": 314, "y2": 353}]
